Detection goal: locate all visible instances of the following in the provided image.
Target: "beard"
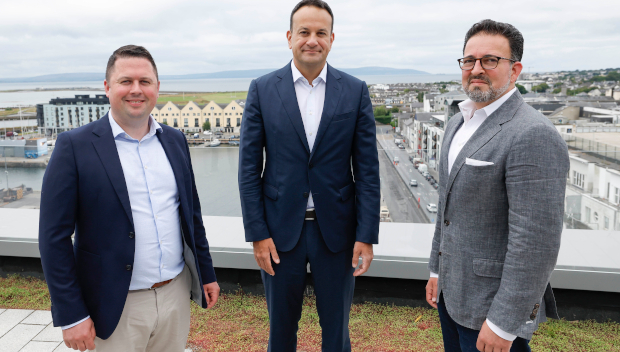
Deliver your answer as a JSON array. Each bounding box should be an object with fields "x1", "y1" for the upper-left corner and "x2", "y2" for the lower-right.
[{"x1": 463, "y1": 73, "x2": 511, "y2": 103}]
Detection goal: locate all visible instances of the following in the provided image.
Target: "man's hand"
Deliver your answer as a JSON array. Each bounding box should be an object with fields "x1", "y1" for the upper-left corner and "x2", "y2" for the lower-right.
[
  {"x1": 62, "y1": 318, "x2": 96, "y2": 351},
  {"x1": 253, "y1": 238, "x2": 280, "y2": 276},
  {"x1": 352, "y1": 241, "x2": 373, "y2": 277},
  {"x1": 203, "y1": 282, "x2": 220, "y2": 309},
  {"x1": 477, "y1": 321, "x2": 513, "y2": 352},
  {"x1": 425, "y1": 277, "x2": 438, "y2": 309}
]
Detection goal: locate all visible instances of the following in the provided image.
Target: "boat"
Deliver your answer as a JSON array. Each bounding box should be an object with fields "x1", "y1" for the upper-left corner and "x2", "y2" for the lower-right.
[{"x1": 209, "y1": 139, "x2": 221, "y2": 147}]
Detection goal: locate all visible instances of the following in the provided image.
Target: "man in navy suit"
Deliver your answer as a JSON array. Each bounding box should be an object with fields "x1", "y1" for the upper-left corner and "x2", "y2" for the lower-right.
[
  {"x1": 238, "y1": 1, "x2": 380, "y2": 351},
  {"x1": 39, "y1": 45, "x2": 220, "y2": 352}
]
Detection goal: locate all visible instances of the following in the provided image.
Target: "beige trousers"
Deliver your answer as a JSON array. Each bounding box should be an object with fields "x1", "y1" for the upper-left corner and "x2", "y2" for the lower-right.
[{"x1": 91, "y1": 265, "x2": 192, "y2": 352}]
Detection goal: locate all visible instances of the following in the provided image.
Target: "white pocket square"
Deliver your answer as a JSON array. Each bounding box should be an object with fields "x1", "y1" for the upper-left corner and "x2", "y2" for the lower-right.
[{"x1": 465, "y1": 158, "x2": 494, "y2": 166}]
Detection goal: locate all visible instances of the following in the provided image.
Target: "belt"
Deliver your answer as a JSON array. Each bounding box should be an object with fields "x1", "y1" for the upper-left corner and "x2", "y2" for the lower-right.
[
  {"x1": 149, "y1": 279, "x2": 173, "y2": 290},
  {"x1": 305, "y1": 209, "x2": 316, "y2": 221}
]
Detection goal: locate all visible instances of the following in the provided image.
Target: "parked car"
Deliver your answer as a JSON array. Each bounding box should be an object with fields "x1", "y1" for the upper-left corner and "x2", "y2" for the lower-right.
[
  {"x1": 433, "y1": 183, "x2": 439, "y2": 190},
  {"x1": 426, "y1": 203, "x2": 438, "y2": 213},
  {"x1": 409, "y1": 179, "x2": 418, "y2": 187},
  {"x1": 409, "y1": 156, "x2": 414, "y2": 162},
  {"x1": 422, "y1": 171, "x2": 429, "y2": 177},
  {"x1": 393, "y1": 156, "x2": 399, "y2": 163},
  {"x1": 229, "y1": 141, "x2": 239, "y2": 146},
  {"x1": 398, "y1": 144, "x2": 405, "y2": 149}
]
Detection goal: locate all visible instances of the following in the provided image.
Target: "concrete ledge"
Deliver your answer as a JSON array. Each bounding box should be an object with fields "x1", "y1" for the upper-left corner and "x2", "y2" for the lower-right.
[{"x1": 1, "y1": 210, "x2": 619, "y2": 294}]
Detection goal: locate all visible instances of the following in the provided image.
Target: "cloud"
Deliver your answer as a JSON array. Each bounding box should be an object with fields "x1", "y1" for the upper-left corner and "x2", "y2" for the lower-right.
[{"x1": 0, "y1": 0, "x2": 618, "y2": 77}]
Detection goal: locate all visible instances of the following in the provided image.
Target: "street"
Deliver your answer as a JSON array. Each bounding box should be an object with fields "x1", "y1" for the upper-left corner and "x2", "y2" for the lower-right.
[{"x1": 376, "y1": 125, "x2": 440, "y2": 223}]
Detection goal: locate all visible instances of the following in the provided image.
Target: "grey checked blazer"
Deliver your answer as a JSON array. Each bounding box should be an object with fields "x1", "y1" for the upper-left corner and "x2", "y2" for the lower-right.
[{"x1": 428, "y1": 91, "x2": 570, "y2": 340}]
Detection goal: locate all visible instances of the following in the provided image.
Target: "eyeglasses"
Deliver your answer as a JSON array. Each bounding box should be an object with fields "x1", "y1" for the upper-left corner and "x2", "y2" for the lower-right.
[{"x1": 457, "y1": 56, "x2": 516, "y2": 70}]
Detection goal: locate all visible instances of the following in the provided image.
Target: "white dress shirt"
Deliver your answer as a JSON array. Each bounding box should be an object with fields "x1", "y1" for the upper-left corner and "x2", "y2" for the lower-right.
[
  {"x1": 431, "y1": 87, "x2": 518, "y2": 341},
  {"x1": 291, "y1": 61, "x2": 327, "y2": 209},
  {"x1": 63, "y1": 113, "x2": 185, "y2": 330}
]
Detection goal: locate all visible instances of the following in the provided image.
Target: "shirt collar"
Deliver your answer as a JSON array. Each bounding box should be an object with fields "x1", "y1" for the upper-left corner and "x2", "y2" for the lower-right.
[
  {"x1": 458, "y1": 87, "x2": 517, "y2": 122},
  {"x1": 108, "y1": 111, "x2": 162, "y2": 140},
  {"x1": 291, "y1": 60, "x2": 328, "y2": 86}
]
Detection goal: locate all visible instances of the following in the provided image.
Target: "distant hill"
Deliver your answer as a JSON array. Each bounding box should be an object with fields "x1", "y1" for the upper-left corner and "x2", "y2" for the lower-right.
[{"x1": 0, "y1": 67, "x2": 429, "y2": 83}]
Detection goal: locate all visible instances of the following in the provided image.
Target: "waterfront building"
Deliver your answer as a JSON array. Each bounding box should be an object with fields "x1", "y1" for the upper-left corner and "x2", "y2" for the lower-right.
[
  {"x1": 38, "y1": 95, "x2": 110, "y2": 135},
  {"x1": 151, "y1": 100, "x2": 245, "y2": 134}
]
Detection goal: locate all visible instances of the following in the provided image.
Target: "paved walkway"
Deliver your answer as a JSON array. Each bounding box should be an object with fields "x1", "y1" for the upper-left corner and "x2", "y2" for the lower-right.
[{"x1": 0, "y1": 309, "x2": 192, "y2": 352}]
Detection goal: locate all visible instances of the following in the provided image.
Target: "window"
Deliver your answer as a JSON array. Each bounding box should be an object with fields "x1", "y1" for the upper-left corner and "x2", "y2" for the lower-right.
[
  {"x1": 572, "y1": 171, "x2": 584, "y2": 189},
  {"x1": 593, "y1": 212, "x2": 599, "y2": 222},
  {"x1": 585, "y1": 207, "x2": 591, "y2": 223},
  {"x1": 216, "y1": 118, "x2": 220, "y2": 127},
  {"x1": 227, "y1": 118, "x2": 231, "y2": 126},
  {"x1": 232, "y1": 106, "x2": 236, "y2": 110},
  {"x1": 210, "y1": 107, "x2": 214, "y2": 110},
  {"x1": 184, "y1": 118, "x2": 188, "y2": 128},
  {"x1": 237, "y1": 118, "x2": 241, "y2": 126},
  {"x1": 604, "y1": 216, "x2": 609, "y2": 230},
  {"x1": 189, "y1": 107, "x2": 193, "y2": 110},
  {"x1": 195, "y1": 118, "x2": 199, "y2": 127},
  {"x1": 615, "y1": 187, "x2": 620, "y2": 205},
  {"x1": 163, "y1": 118, "x2": 168, "y2": 124},
  {"x1": 174, "y1": 118, "x2": 178, "y2": 127},
  {"x1": 208, "y1": 113, "x2": 211, "y2": 116},
  {"x1": 168, "y1": 107, "x2": 172, "y2": 111}
]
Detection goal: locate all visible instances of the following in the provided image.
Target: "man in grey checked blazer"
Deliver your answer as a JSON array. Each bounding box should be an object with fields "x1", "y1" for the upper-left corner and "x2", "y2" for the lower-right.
[{"x1": 425, "y1": 20, "x2": 570, "y2": 352}]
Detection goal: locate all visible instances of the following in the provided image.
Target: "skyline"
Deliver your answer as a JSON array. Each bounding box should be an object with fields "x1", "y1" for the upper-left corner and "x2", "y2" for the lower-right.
[{"x1": 1, "y1": 0, "x2": 619, "y2": 78}]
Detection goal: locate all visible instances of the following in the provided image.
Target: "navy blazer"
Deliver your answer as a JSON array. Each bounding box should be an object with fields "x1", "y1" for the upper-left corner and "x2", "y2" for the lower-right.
[
  {"x1": 38, "y1": 114, "x2": 216, "y2": 339},
  {"x1": 238, "y1": 63, "x2": 380, "y2": 253}
]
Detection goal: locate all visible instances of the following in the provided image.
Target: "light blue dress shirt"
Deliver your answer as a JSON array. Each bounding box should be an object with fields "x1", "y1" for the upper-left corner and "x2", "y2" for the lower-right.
[{"x1": 63, "y1": 113, "x2": 185, "y2": 329}]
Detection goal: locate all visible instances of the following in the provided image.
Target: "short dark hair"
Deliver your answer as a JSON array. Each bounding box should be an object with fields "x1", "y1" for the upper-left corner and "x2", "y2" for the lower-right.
[
  {"x1": 290, "y1": 0, "x2": 334, "y2": 33},
  {"x1": 105, "y1": 45, "x2": 158, "y2": 81},
  {"x1": 463, "y1": 19, "x2": 524, "y2": 62}
]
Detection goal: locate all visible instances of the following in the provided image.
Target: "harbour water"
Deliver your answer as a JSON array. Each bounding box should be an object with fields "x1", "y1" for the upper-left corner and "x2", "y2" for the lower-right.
[
  {"x1": 0, "y1": 73, "x2": 462, "y2": 107},
  {"x1": 4, "y1": 147, "x2": 243, "y2": 217}
]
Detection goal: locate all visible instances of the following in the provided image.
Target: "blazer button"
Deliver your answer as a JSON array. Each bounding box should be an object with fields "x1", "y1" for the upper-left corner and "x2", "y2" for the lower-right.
[
  {"x1": 126, "y1": 265, "x2": 132, "y2": 271},
  {"x1": 303, "y1": 192, "x2": 309, "y2": 198},
  {"x1": 530, "y1": 313, "x2": 536, "y2": 320},
  {"x1": 438, "y1": 252, "x2": 442, "y2": 256},
  {"x1": 444, "y1": 220, "x2": 450, "y2": 226},
  {"x1": 534, "y1": 303, "x2": 540, "y2": 309},
  {"x1": 129, "y1": 232, "x2": 135, "y2": 239}
]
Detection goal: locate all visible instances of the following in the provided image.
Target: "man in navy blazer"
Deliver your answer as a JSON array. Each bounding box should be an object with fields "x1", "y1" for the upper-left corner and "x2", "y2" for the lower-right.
[
  {"x1": 238, "y1": 1, "x2": 380, "y2": 351},
  {"x1": 39, "y1": 45, "x2": 219, "y2": 351}
]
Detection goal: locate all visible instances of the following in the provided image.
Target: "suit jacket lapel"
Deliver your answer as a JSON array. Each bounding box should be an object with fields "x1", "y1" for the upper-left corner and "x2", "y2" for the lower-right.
[
  {"x1": 443, "y1": 92, "x2": 524, "y2": 205},
  {"x1": 275, "y1": 64, "x2": 311, "y2": 154},
  {"x1": 156, "y1": 129, "x2": 190, "y2": 224},
  {"x1": 310, "y1": 64, "x2": 342, "y2": 162},
  {"x1": 91, "y1": 114, "x2": 134, "y2": 226}
]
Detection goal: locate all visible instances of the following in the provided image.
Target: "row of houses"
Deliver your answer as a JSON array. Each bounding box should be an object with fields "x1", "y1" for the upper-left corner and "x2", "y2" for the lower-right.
[
  {"x1": 37, "y1": 95, "x2": 246, "y2": 135},
  {"x1": 151, "y1": 100, "x2": 245, "y2": 133}
]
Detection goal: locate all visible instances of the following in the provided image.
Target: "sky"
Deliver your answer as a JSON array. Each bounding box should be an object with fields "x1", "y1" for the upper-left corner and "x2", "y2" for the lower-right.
[{"x1": 1, "y1": 0, "x2": 619, "y2": 78}]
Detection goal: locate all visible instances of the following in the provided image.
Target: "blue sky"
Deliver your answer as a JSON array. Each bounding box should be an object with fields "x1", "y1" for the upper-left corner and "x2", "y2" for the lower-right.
[{"x1": 1, "y1": 0, "x2": 619, "y2": 78}]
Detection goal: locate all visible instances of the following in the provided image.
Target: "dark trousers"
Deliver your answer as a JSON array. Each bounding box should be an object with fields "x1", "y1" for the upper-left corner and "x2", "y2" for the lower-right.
[
  {"x1": 437, "y1": 294, "x2": 531, "y2": 352},
  {"x1": 262, "y1": 220, "x2": 355, "y2": 352}
]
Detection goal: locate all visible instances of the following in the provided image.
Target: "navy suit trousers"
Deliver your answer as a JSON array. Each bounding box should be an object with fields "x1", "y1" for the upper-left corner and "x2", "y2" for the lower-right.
[
  {"x1": 438, "y1": 294, "x2": 531, "y2": 352},
  {"x1": 262, "y1": 220, "x2": 355, "y2": 352}
]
